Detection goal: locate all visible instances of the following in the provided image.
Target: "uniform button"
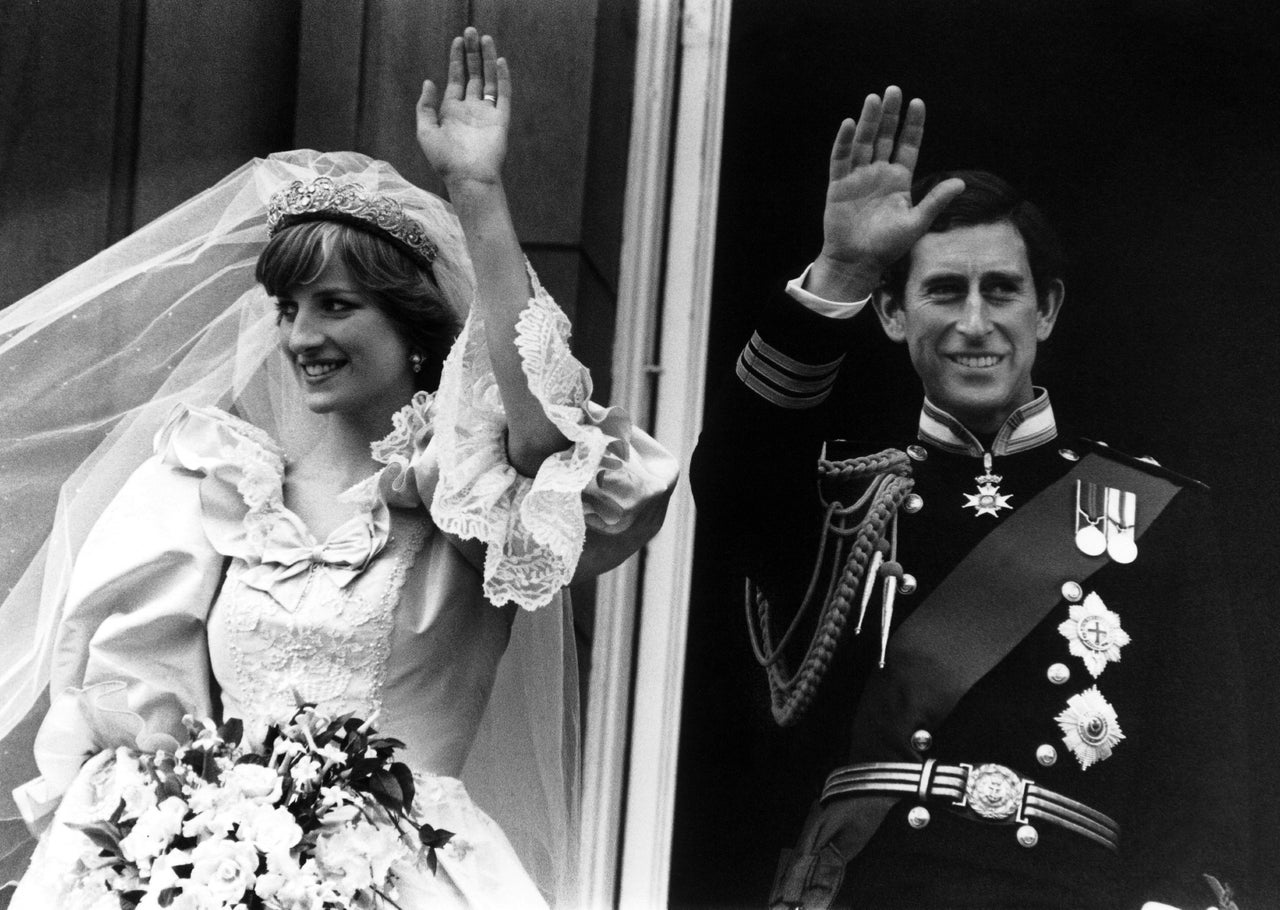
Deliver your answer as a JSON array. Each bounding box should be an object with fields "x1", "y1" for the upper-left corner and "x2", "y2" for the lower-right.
[
  {"x1": 903, "y1": 493, "x2": 924, "y2": 513},
  {"x1": 1061, "y1": 581, "x2": 1083, "y2": 602},
  {"x1": 910, "y1": 729, "x2": 933, "y2": 753},
  {"x1": 1017, "y1": 824, "x2": 1039, "y2": 847},
  {"x1": 1059, "y1": 448, "x2": 1079, "y2": 462},
  {"x1": 1047, "y1": 663, "x2": 1070, "y2": 685},
  {"x1": 899, "y1": 574, "x2": 917, "y2": 595},
  {"x1": 907, "y1": 806, "x2": 931, "y2": 829},
  {"x1": 1036, "y1": 744, "x2": 1058, "y2": 767},
  {"x1": 907, "y1": 445, "x2": 928, "y2": 462}
]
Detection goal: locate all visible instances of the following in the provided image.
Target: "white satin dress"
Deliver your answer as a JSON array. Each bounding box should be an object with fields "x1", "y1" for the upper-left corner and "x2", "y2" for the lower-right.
[{"x1": 9, "y1": 281, "x2": 679, "y2": 909}]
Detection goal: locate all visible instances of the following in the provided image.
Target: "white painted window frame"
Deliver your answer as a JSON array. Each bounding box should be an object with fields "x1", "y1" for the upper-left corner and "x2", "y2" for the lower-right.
[{"x1": 575, "y1": 0, "x2": 734, "y2": 907}]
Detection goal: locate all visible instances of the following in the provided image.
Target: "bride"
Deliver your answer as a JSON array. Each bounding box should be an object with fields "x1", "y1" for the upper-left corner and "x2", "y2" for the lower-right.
[{"x1": 0, "y1": 27, "x2": 677, "y2": 908}]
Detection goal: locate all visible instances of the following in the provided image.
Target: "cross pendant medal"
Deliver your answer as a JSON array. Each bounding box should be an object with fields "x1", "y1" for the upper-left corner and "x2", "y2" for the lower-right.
[{"x1": 963, "y1": 452, "x2": 1013, "y2": 517}]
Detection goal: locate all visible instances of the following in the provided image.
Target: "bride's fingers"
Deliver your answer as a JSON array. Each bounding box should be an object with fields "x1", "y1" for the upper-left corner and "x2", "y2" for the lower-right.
[
  {"x1": 417, "y1": 80, "x2": 440, "y2": 123},
  {"x1": 495, "y1": 56, "x2": 511, "y2": 115},
  {"x1": 464, "y1": 27, "x2": 483, "y2": 99},
  {"x1": 444, "y1": 37, "x2": 465, "y2": 102},
  {"x1": 481, "y1": 33, "x2": 499, "y2": 102}
]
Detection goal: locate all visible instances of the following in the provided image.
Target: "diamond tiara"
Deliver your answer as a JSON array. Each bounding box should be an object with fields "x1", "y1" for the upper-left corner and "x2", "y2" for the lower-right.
[{"x1": 266, "y1": 177, "x2": 439, "y2": 268}]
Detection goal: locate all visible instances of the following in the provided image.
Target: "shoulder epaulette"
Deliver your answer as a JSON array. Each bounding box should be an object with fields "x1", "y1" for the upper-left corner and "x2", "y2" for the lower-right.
[{"x1": 1078, "y1": 437, "x2": 1209, "y2": 494}]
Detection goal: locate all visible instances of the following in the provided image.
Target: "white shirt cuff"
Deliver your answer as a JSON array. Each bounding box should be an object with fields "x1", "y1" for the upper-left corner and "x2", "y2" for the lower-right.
[{"x1": 785, "y1": 263, "x2": 872, "y2": 319}]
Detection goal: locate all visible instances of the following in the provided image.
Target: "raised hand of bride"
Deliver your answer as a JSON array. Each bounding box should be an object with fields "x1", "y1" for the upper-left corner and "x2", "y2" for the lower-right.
[{"x1": 416, "y1": 26, "x2": 509, "y2": 191}]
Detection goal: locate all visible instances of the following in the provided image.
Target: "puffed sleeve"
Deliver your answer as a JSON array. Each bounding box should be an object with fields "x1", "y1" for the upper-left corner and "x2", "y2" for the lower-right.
[
  {"x1": 428, "y1": 262, "x2": 678, "y2": 611},
  {"x1": 14, "y1": 414, "x2": 226, "y2": 826}
]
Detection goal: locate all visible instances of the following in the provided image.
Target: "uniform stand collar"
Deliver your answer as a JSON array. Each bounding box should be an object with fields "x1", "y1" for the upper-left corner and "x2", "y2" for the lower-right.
[{"x1": 918, "y1": 388, "x2": 1057, "y2": 457}]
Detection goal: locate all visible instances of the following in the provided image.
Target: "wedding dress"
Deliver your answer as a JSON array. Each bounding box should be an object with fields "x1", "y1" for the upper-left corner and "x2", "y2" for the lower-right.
[{"x1": 5, "y1": 253, "x2": 678, "y2": 908}]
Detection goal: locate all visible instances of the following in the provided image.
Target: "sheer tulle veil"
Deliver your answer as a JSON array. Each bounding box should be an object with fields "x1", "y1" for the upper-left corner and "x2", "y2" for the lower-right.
[{"x1": 0, "y1": 150, "x2": 579, "y2": 902}]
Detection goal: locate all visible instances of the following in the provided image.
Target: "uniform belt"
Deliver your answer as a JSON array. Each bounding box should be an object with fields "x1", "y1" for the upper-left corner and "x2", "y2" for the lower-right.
[{"x1": 821, "y1": 760, "x2": 1120, "y2": 853}]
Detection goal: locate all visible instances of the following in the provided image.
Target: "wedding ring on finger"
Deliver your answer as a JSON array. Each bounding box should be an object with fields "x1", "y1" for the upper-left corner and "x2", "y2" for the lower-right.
[{"x1": 483, "y1": 93, "x2": 497, "y2": 104}]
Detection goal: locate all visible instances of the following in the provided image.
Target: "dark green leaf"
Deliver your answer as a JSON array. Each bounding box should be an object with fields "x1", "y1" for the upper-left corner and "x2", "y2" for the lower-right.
[
  {"x1": 66, "y1": 821, "x2": 123, "y2": 857},
  {"x1": 373, "y1": 769, "x2": 404, "y2": 805},
  {"x1": 419, "y1": 823, "x2": 454, "y2": 849},
  {"x1": 391, "y1": 762, "x2": 415, "y2": 808},
  {"x1": 200, "y1": 751, "x2": 219, "y2": 784},
  {"x1": 217, "y1": 717, "x2": 244, "y2": 746}
]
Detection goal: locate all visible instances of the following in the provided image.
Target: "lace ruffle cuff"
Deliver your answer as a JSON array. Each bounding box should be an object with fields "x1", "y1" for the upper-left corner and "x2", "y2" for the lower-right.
[{"x1": 429, "y1": 264, "x2": 677, "y2": 611}]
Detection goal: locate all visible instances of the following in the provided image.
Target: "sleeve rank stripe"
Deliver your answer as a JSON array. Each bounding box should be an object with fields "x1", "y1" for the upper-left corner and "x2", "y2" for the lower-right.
[
  {"x1": 736, "y1": 355, "x2": 836, "y2": 409},
  {"x1": 747, "y1": 332, "x2": 845, "y2": 378},
  {"x1": 740, "y1": 345, "x2": 839, "y2": 393}
]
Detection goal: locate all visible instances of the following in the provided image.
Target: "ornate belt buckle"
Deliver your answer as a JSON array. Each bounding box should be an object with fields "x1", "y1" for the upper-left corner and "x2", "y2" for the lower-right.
[{"x1": 952, "y1": 763, "x2": 1029, "y2": 824}]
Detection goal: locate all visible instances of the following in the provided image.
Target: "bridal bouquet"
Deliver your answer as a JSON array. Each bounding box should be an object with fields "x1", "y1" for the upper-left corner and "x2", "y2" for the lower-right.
[{"x1": 65, "y1": 707, "x2": 453, "y2": 910}]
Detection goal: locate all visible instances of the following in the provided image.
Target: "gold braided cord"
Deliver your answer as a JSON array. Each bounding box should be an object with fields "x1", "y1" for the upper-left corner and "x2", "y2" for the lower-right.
[{"x1": 745, "y1": 448, "x2": 914, "y2": 726}]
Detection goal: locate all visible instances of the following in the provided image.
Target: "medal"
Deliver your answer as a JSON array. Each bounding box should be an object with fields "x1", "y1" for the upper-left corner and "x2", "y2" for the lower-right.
[
  {"x1": 1076, "y1": 482, "x2": 1137, "y2": 563},
  {"x1": 962, "y1": 452, "x2": 1012, "y2": 518},
  {"x1": 1057, "y1": 590, "x2": 1130, "y2": 677},
  {"x1": 1105, "y1": 487, "x2": 1138, "y2": 564},
  {"x1": 1056, "y1": 686, "x2": 1125, "y2": 769},
  {"x1": 1074, "y1": 481, "x2": 1107, "y2": 556}
]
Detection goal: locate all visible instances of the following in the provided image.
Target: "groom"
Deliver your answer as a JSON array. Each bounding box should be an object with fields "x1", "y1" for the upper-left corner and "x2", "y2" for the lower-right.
[{"x1": 691, "y1": 87, "x2": 1247, "y2": 909}]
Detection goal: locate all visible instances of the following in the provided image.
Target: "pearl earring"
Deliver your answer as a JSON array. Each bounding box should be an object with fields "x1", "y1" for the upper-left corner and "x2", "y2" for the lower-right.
[{"x1": 409, "y1": 353, "x2": 424, "y2": 373}]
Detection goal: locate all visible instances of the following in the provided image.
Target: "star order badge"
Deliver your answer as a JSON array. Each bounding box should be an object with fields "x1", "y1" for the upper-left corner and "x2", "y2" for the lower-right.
[
  {"x1": 963, "y1": 452, "x2": 1012, "y2": 518},
  {"x1": 1056, "y1": 686, "x2": 1125, "y2": 769},
  {"x1": 1057, "y1": 591, "x2": 1130, "y2": 677}
]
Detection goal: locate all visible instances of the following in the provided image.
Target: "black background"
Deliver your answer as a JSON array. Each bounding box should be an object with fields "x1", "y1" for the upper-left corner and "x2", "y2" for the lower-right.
[{"x1": 672, "y1": 1, "x2": 1280, "y2": 905}]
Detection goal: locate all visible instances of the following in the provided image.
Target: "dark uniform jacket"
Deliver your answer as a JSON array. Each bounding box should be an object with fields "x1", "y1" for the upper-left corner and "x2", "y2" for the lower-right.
[{"x1": 690, "y1": 289, "x2": 1248, "y2": 910}]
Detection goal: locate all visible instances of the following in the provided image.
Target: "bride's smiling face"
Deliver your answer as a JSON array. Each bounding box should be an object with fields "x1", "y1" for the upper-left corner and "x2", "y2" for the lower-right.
[{"x1": 275, "y1": 258, "x2": 417, "y2": 416}]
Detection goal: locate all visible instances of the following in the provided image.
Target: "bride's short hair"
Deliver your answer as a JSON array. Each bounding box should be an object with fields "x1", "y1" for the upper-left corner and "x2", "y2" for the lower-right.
[{"x1": 256, "y1": 221, "x2": 461, "y2": 392}]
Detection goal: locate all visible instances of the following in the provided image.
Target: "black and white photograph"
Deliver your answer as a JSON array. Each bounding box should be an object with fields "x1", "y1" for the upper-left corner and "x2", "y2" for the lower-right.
[{"x1": 1, "y1": 1, "x2": 1277, "y2": 908}]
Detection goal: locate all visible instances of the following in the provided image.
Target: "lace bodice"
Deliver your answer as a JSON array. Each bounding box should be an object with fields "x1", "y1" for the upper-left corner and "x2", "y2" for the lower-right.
[{"x1": 161, "y1": 404, "x2": 512, "y2": 780}]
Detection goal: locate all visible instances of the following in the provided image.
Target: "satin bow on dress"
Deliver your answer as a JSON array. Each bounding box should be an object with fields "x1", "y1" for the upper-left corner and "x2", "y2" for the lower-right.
[{"x1": 237, "y1": 504, "x2": 392, "y2": 613}]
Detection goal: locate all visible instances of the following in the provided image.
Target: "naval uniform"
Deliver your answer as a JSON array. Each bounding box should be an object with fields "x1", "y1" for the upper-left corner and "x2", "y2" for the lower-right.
[{"x1": 690, "y1": 284, "x2": 1249, "y2": 909}]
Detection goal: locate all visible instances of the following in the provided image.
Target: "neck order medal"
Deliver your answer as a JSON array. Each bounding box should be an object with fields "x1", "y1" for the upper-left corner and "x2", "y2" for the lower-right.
[{"x1": 963, "y1": 452, "x2": 1013, "y2": 518}]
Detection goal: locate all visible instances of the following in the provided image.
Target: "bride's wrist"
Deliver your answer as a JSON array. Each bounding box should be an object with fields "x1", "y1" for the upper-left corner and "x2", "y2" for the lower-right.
[{"x1": 444, "y1": 175, "x2": 506, "y2": 209}]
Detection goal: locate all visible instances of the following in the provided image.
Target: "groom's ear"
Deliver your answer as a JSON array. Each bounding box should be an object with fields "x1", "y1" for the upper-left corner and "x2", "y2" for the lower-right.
[{"x1": 872, "y1": 288, "x2": 908, "y2": 343}]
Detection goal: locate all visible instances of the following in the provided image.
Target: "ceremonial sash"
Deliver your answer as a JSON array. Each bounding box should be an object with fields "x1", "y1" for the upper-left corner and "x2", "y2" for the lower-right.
[{"x1": 771, "y1": 453, "x2": 1182, "y2": 908}]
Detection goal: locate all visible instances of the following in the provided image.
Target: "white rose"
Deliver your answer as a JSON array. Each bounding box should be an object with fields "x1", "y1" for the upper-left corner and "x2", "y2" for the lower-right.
[
  {"x1": 189, "y1": 837, "x2": 259, "y2": 905},
  {"x1": 362, "y1": 823, "x2": 408, "y2": 883},
  {"x1": 182, "y1": 788, "x2": 240, "y2": 841},
  {"x1": 166, "y1": 890, "x2": 230, "y2": 910},
  {"x1": 187, "y1": 781, "x2": 222, "y2": 814},
  {"x1": 102, "y1": 749, "x2": 158, "y2": 822},
  {"x1": 236, "y1": 803, "x2": 302, "y2": 855},
  {"x1": 119, "y1": 796, "x2": 187, "y2": 863},
  {"x1": 256, "y1": 869, "x2": 328, "y2": 910},
  {"x1": 222, "y1": 762, "x2": 283, "y2": 805},
  {"x1": 120, "y1": 779, "x2": 160, "y2": 821},
  {"x1": 314, "y1": 824, "x2": 376, "y2": 895},
  {"x1": 147, "y1": 848, "x2": 192, "y2": 891}
]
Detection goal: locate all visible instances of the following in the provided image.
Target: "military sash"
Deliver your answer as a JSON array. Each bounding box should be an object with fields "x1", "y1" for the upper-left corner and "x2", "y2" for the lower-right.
[{"x1": 771, "y1": 452, "x2": 1182, "y2": 909}]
